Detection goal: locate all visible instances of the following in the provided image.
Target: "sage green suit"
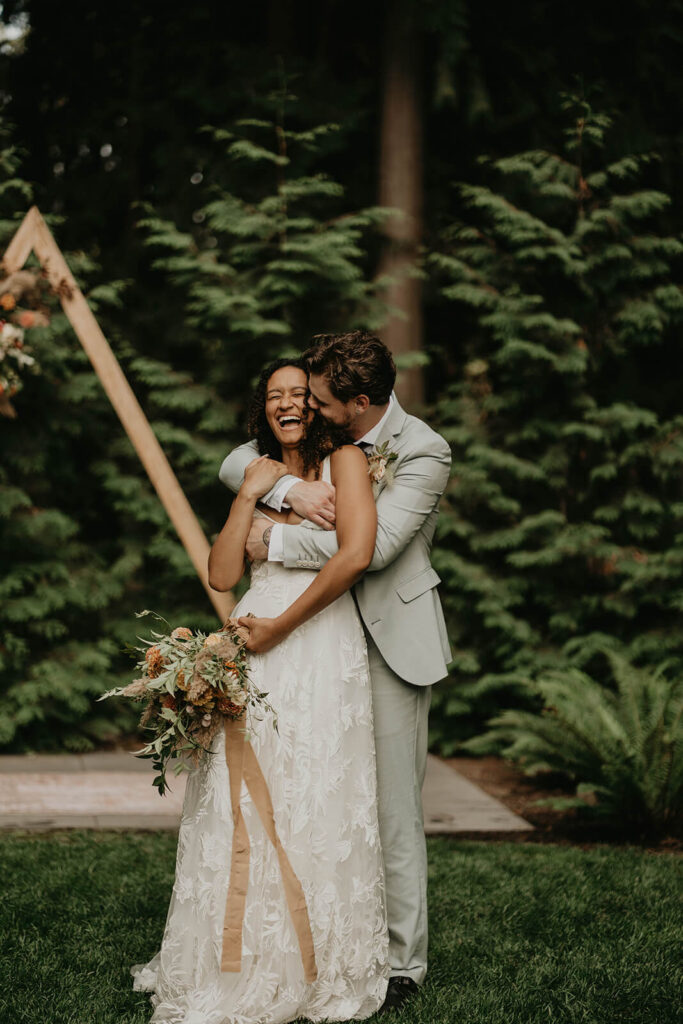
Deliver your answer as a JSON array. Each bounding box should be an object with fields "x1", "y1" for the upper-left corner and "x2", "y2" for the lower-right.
[{"x1": 219, "y1": 398, "x2": 452, "y2": 984}]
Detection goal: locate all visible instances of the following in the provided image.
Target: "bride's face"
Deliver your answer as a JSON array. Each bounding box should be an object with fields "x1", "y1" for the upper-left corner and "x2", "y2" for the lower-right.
[{"x1": 265, "y1": 366, "x2": 314, "y2": 448}]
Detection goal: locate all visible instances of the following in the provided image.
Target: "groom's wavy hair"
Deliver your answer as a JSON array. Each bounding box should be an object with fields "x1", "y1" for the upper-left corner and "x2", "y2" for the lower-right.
[
  {"x1": 247, "y1": 357, "x2": 347, "y2": 477},
  {"x1": 303, "y1": 330, "x2": 396, "y2": 405}
]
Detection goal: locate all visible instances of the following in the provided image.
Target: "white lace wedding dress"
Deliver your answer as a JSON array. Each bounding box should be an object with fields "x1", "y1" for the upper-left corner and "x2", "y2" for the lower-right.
[{"x1": 131, "y1": 456, "x2": 389, "y2": 1024}]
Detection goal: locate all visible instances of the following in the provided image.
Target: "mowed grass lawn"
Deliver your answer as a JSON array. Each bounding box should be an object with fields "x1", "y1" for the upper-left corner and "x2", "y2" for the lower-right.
[{"x1": 0, "y1": 832, "x2": 680, "y2": 1024}]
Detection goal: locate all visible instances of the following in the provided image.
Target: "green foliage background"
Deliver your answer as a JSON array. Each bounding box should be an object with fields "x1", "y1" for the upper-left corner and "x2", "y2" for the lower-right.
[
  {"x1": 428, "y1": 99, "x2": 683, "y2": 752},
  {"x1": 1, "y1": 1, "x2": 683, "y2": 758}
]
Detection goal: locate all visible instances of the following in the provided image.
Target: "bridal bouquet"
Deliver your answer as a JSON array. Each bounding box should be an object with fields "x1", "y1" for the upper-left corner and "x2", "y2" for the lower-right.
[{"x1": 98, "y1": 610, "x2": 276, "y2": 795}]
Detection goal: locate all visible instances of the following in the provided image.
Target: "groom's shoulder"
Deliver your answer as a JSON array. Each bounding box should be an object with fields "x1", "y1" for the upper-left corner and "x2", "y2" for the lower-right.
[{"x1": 397, "y1": 408, "x2": 451, "y2": 460}]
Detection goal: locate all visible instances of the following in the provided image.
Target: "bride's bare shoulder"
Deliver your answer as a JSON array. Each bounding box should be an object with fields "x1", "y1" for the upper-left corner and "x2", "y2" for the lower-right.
[
  {"x1": 329, "y1": 444, "x2": 366, "y2": 464},
  {"x1": 329, "y1": 444, "x2": 368, "y2": 484}
]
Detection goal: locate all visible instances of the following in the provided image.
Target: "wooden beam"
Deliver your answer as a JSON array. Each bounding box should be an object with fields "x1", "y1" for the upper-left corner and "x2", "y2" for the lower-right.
[
  {"x1": 2, "y1": 207, "x2": 38, "y2": 272},
  {"x1": 2, "y1": 206, "x2": 235, "y2": 623}
]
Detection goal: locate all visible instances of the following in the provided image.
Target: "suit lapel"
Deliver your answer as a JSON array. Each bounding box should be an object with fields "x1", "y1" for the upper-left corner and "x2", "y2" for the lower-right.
[
  {"x1": 373, "y1": 396, "x2": 407, "y2": 449},
  {"x1": 367, "y1": 398, "x2": 407, "y2": 499}
]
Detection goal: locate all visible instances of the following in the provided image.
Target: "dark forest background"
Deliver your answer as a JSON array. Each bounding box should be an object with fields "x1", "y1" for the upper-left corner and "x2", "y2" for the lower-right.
[{"x1": 2, "y1": 0, "x2": 683, "y2": 763}]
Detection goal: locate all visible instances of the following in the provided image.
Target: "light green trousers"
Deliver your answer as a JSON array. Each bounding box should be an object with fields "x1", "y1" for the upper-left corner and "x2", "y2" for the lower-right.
[{"x1": 366, "y1": 633, "x2": 432, "y2": 986}]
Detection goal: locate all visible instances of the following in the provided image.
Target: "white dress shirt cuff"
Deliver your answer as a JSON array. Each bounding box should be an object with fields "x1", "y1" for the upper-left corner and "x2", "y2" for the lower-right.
[
  {"x1": 267, "y1": 475, "x2": 299, "y2": 512},
  {"x1": 267, "y1": 523, "x2": 285, "y2": 562}
]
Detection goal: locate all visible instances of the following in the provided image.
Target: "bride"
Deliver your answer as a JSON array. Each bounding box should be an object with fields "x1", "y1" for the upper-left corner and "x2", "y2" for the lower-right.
[{"x1": 131, "y1": 358, "x2": 390, "y2": 1024}]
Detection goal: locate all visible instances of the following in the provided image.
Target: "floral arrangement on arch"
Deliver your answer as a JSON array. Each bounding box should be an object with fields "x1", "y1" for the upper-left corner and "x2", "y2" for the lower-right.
[{"x1": 0, "y1": 267, "x2": 51, "y2": 418}]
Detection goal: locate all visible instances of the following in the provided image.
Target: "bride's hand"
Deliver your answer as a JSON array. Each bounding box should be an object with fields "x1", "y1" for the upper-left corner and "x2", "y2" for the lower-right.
[
  {"x1": 237, "y1": 615, "x2": 287, "y2": 654},
  {"x1": 241, "y1": 455, "x2": 288, "y2": 500}
]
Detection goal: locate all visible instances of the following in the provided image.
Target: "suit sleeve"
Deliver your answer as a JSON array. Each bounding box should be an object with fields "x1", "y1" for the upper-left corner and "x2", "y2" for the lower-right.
[
  {"x1": 281, "y1": 436, "x2": 452, "y2": 572},
  {"x1": 218, "y1": 440, "x2": 299, "y2": 509}
]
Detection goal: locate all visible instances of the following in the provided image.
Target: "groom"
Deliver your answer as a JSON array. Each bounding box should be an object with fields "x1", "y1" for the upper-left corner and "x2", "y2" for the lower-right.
[{"x1": 218, "y1": 331, "x2": 452, "y2": 1012}]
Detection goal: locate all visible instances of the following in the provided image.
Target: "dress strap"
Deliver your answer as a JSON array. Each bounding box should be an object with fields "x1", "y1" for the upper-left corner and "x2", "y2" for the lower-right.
[{"x1": 321, "y1": 454, "x2": 332, "y2": 484}]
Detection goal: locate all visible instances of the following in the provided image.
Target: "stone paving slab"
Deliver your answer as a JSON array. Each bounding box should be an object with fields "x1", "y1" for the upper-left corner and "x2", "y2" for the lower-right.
[
  {"x1": 422, "y1": 755, "x2": 532, "y2": 834},
  {"x1": 0, "y1": 752, "x2": 533, "y2": 834},
  {"x1": 0, "y1": 751, "x2": 151, "y2": 773}
]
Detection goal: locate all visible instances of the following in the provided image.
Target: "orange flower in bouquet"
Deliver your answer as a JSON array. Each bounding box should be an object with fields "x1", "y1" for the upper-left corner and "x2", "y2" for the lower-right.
[{"x1": 145, "y1": 644, "x2": 167, "y2": 678}]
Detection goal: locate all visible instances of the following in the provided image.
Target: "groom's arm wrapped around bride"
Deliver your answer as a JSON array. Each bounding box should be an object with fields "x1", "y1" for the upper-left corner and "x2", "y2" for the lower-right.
[
  {"x1": 219, "y1": 399, "x2": 452, "y2": 687},
  {"x1": 237, "y1": 464, "x2": 337, "y2": 531}
]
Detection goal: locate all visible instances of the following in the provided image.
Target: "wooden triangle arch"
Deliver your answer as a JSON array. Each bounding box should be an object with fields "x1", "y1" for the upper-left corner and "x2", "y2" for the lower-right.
[{"x1": 1, "y1": 206, "x2": 235, "y2": 622}]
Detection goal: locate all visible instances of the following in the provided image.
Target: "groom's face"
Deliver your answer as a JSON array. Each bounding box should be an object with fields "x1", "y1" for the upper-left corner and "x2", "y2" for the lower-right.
[{"x1": 307, "y1": 373, "x2": 358, "y2": 433}]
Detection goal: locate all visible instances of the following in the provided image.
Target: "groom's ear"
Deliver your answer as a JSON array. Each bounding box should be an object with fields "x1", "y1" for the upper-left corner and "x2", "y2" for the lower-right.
[{"x1": 354, "y1": 394, "x2": 371, "y2": 414}]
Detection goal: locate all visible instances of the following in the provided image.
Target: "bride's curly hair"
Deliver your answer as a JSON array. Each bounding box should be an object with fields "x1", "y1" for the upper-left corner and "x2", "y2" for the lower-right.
[{"x1": 247, "y1": 357, "x2": 347, "y2": 477}]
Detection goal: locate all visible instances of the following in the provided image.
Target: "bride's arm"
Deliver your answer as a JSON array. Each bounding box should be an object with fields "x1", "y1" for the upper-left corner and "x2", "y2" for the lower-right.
[
  {"x1": 239, "y1": 446, "x2": 376, "y2": 652},
  {"x1": 208, "y1": 456, "x2": 287, "y2": 592}
]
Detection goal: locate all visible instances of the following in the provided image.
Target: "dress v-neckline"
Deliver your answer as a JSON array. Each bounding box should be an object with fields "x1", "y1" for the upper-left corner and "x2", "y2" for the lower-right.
[{"x1": 255, "y1": 508, "x2": 281, "y2": 525}]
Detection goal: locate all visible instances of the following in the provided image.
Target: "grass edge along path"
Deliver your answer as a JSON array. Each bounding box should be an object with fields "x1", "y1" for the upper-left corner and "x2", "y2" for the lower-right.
[{"x1": 0, "y1": 832, "x2": 681, "y2": 1024}]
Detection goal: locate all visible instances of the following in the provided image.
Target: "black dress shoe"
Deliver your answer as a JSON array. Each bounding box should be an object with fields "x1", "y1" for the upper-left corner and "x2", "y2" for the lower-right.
[{"x1": 379, "y1": 976, "x2": 419, "y2": 1013}]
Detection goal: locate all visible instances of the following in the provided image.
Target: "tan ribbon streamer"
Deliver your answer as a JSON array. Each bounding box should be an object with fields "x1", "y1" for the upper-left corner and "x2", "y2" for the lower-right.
[{"x1": 221, "y1": 717, "x2": 318, "y2": 984}]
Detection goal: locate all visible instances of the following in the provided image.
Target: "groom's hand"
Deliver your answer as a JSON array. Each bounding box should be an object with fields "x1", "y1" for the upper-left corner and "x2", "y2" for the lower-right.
[
  {"x1": 284, "y1": 480, "x2": 336, "y2": 529},
  {"x1": 237, "y1": 615, "x2": 285, "y2": 654}
]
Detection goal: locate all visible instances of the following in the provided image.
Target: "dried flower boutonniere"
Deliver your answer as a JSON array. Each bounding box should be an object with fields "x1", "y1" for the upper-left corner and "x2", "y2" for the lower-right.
[{"x1": 366, "y1": 440, "x2": 398, "y2": 491}]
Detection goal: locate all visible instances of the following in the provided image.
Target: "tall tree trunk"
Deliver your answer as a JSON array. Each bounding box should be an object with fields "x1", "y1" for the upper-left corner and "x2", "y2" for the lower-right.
[
  {"x1": 268, "y1": 0, "x2": 292, "y2": 55},
  {"x1": 377, "y1": 0, "x2": 424, "y2": 408}
]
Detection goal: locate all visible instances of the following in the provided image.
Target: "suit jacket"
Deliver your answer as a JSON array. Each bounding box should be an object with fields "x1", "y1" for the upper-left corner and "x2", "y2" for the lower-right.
[{"x1": 218, "y1": 398, "x2": 452, "y2": 686}]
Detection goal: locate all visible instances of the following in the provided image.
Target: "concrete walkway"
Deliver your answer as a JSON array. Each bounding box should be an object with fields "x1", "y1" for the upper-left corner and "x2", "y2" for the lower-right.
[{"x1": 0, "y1": 752, "x2": 533, "y2": 835}]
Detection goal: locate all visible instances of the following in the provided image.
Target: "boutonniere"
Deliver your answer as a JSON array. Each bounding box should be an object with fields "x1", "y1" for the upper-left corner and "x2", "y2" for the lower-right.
[{"x1": 366, "y1": 440, "x2": 398, "y2": 487}]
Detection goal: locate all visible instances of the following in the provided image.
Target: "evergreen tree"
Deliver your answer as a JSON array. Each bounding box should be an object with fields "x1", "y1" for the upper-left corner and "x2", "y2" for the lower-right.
[
  {"x1": 0, "y1": 120, "x2": 231, "y2": 752},
  {"x1": 0, "y1": 99, "x2": 390, "y2": 752},
  {"x1": 429, "y1": 95, "x2": 683, "y2": 752},
  {"x1": 0, "y1": 123, "x2": 138, "y2": 750},
  {"x1": 136, "y1": 98, "x2": 390, "y2": 400}
]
